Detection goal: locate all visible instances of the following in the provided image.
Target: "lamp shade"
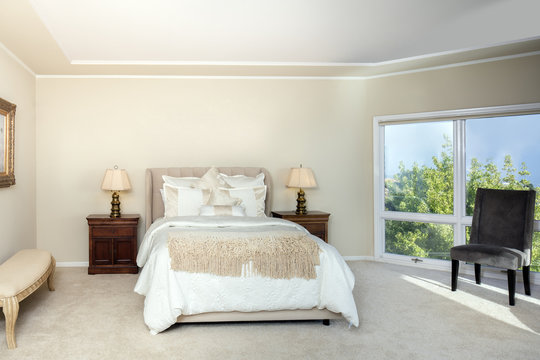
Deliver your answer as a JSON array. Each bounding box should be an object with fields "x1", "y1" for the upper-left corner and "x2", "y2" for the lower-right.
[
  {"x1": 287, "y1": 167, "x2": 317, "y2": 189},
  {"x1": 101, "y1": 167, "x2": 131, "y2": 191}
]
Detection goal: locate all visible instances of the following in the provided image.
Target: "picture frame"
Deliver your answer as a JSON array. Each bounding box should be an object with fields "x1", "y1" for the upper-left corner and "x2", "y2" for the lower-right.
[{"x1": 0, "y1": 97, "x2": 16, "y2": 187}]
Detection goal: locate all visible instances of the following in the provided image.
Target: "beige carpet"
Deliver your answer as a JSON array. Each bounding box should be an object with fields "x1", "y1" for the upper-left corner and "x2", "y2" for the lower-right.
[{"x1": 1, "y1": 261, "x2": 539, "y2": 359}]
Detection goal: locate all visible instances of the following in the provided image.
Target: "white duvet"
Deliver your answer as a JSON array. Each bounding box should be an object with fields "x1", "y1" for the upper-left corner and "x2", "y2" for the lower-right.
[{"x1": 134, "y1": 216, "x2": 359, "y2": 334}]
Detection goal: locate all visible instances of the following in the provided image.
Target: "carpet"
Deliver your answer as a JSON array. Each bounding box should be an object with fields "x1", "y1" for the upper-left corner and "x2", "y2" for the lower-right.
[{"x1": 1, "y1": 261, "x2": 539, "y2": 359}]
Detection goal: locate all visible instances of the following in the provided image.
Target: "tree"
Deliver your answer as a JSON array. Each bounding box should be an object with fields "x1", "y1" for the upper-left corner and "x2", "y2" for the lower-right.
[{"x1": 385, "y1": 141, "x2": 540, "y2": 271}]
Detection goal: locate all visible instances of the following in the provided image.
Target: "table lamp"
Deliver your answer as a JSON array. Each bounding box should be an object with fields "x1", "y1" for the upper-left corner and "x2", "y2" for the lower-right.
[
  {"x1": 101, "y1": 165, "x2": 131, "y2": 218},
  {"x1": 287, "y1": 165, "x2": 317, "y2": 215}
]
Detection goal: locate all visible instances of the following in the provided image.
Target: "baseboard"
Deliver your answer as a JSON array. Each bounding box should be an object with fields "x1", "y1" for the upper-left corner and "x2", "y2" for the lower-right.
[
  {"x1": 57, "y1": 261, "x2": 89, "y2": 267},
  {"x1": 58, "y1": 257, "x2": 540, "y2": 285},
  {"x1": 367, "y1": 256, "x2": 540, "y2": 286},
  {"x1": 343, "y1": 256, "x2": 374, "y2": 261}
]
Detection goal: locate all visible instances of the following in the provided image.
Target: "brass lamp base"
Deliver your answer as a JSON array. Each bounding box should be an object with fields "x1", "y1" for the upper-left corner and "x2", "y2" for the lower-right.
[
  {"x1": 295, "y1": 188, "x2": 308, "y2": 215},
  {"x1": 110, "y1": 191, "x2": 121, "y2": 218}
]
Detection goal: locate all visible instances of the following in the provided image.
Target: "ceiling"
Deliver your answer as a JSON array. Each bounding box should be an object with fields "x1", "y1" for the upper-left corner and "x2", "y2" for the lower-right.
[{"x1": 1, "y1": 0, "x2": 540, "y2": 77}]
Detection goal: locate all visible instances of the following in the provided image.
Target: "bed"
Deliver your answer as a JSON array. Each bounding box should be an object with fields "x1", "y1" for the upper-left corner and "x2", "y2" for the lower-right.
[{"x1": 134, "y1": 167, "x2": 359, "y2": 334}]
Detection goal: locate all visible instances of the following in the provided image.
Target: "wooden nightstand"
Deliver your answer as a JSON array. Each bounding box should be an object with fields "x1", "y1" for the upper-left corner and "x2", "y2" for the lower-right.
[
  {"x1": 271, "y1": 211, "x2": 330, "y2": 243},
  {"x1": 86, "y1": 214, "x2": 140, "y2": 274}
]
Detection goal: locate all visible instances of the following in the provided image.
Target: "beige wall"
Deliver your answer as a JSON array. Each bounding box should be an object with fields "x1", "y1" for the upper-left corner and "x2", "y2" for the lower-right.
[
  {"x1": 34, "y1": 54, "x2": 540, "y2": 263},
  {"x1": 0, "y1": 47, "x2": 36, "y2": 263},
  {"x1": 36, "y1": 78, "x2": 368, "y2": 261}
]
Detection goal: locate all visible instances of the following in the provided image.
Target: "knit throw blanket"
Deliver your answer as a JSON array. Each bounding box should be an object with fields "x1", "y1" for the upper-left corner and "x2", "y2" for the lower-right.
[{"x1": 168, "y1": 230, "x2": 320, "y2": 280}]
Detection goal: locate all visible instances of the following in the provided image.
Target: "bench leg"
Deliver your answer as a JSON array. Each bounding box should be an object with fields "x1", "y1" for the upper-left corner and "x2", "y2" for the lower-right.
[
  {"x1": 3, "y1": 296, "x2": 19, "y2": 349},
  {"x1": 47, "y1": 256, "x2": 56, "y2": 291}
]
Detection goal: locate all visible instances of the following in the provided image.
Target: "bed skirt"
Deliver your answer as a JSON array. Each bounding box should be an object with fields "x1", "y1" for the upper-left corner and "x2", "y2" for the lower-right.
[{"x1": 176, "y1": 308, "x2": 342, "y2": 323}]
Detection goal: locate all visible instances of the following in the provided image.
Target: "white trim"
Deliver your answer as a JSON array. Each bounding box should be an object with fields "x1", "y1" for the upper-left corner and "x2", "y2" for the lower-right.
[
  {"x1": 35, "y1": 74, "x2": 365, "y2": 80},
  {"x1": 369, "y1": 36, "x2": 540, "y2": 67},
  {"x1": 454, "y1": 120, "x2": 467, "y2": 246},
  {"x1": 375, "y1": 102, "x2": 540, "y2": 124},
  {"x1": 379, "y1": 254, "x2": 452, "y2": 272},
  {"x1": 70, "y1": 60, "x2": 372, "y2": 67},
  {"x1": 362, "y1": 51, "x2": 540, "y2": 80},
  {"x1": 373, "y1": 256, "x2": 540, "y2": 285},
  {"x1": 0, "y1": 41, "x2": 36, "y2": 77},
  {"x1": 57, "y1": 261, "x2": 88, "y2": 267},
  {"x1": 381, "y1": 211, "x2": 456, "y2": 224},
  {"x1": 373, "y1": 116, "x2": 384, "y2": 258},
  {"x1": 57, "y1": 257, "x2": 540, "y2": 285},
  {"x1": 33, "y1": 46, "x2": 540, "y2": 80},
  {"x1": 343, "y1": 256, "x2": 374, "y2": 261}
]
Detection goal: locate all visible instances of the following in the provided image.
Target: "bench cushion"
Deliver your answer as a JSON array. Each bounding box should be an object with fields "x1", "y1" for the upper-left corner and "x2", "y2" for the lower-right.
[{"x1": 0, "y1": 249, "x2": 52, "y2": 299}]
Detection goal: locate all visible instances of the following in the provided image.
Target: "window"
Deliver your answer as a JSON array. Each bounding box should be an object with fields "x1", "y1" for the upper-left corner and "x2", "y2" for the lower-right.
[
  {"x1": 374, "y1": 104, "x2": 540, "y2": 271},
  {"x1": 384, "y1": 122, "x2": 453, "y2": 215}
]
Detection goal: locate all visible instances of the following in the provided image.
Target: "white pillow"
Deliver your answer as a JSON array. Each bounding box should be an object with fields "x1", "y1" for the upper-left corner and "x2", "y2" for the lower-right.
[
  {"x1": 163, "y1": 184, "x2": 211, "y2": 217},
  {"x1": 162, "y1": 175, "x2": 201, "y2": 188},
  {"x1": 218, "y1": 185, "x2": 267, "y2": 217},
  {"x1": 199, "y1": 205, "x2": 246, "y2": 217},
  {"x1": 218, "y1": 172, "x2": 265, "y2": 188},
  {"x1": 160, "y1": 189, "x2": 166, "y2": 205}
]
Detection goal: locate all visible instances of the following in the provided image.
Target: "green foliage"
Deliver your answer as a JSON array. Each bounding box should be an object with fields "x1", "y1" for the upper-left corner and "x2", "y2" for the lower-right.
[{"x1": 385, "y1": 139, "x2": 540, "y2": 271}]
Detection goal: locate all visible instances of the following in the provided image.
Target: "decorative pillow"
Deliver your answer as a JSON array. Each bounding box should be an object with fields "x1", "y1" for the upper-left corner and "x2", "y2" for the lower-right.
[
  {"x1": 218, "y1": 185, "x2": 267, "y2": 217},
  {"x1": 212, "y1": 187, "x2": 243, "y2": 206},
  {"x1": 199, "y1": 205, "x2": 246, "y2": 217},
  {"x1": 162, "y1": 175, "x2": 202, "y2": 188},
  {"x1": 218, "y1": 172, "x2": 265, "y2": 188},
  {"x1": 163, "y1": 184, "x2": 211, "y2": 217},
  {"x1": 200, "y1": 166, "x2": 222, "y2": 190}
]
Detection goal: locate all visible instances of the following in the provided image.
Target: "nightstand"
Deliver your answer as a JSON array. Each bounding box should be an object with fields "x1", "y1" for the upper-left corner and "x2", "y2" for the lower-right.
[
  {"x1": 271, "y1": 211, "x2": 330, "y2": 243},
  {"x1": 86, "y1": 214, "x2": 140, "y2": 274}
]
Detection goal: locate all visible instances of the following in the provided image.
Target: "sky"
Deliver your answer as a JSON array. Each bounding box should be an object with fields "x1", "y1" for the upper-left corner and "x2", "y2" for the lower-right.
[{"x1": 384, "y1": 114, "x2": 540, "y2": 187}]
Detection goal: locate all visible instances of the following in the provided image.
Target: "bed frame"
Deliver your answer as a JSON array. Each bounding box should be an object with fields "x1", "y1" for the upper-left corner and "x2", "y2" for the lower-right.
[{"x1": 145, "y1": 167, "x2": 342, "y2": 325}]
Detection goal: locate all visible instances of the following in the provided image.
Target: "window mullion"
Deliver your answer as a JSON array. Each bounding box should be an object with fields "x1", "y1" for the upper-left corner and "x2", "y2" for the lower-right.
[{"x1": 454, "y1": 119, "x2": 466, "y2": 246}]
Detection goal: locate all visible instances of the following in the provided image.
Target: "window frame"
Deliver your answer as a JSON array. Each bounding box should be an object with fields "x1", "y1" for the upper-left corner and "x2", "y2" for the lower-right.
[{"x1": 373, "y1": 103, "x2": 540, "y2": 267}]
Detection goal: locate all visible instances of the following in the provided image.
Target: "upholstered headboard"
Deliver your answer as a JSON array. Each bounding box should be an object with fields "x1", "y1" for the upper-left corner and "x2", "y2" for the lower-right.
[{"x1": 145, "y1": 167, "x2": 273, "y2": 230}]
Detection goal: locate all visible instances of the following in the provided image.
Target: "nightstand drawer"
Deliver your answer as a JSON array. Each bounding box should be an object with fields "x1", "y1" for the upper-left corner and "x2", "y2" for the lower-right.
[
  {"x1": 92, "y1": 226, "x2": 135, "y2": 237},
  {"x1": 271, "y1": 211, "x2": 330, "y2": 243},
  {"x1": 301, "y1": 222, "x2": 325, "y2": 236}
]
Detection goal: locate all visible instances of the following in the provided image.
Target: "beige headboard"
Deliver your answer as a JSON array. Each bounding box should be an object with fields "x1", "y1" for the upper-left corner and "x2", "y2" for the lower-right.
[{"x1": 145, "y1": 167, "x2": 273, "y2": 230}]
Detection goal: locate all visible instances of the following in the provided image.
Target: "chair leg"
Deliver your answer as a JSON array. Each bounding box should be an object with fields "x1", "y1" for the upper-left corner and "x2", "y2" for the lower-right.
[
  {"x1": 523, "y1": 266, "x2": 531, "y2": 296},
  {"x1": 451, "y1": 260, "x2": 459, "y2": 291},
  {"x1": 3, "y1": 296, "x2": 19, "y2": 349},
  {"x1": 507, "y1": 269, "x2": 516, "y2": 306},
  {"x1": 474, "y1": 263, "x2": 481, "y2": 284}
]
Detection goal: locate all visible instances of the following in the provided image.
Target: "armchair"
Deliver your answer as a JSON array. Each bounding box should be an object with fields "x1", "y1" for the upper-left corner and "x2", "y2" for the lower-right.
[{"x1": 450, "y1": 188, "x2": 536, "y2": 305}]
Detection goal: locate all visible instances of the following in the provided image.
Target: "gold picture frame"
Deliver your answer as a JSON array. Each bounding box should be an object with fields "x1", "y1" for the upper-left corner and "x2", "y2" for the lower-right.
[{"x1": 0, "y1": 97, "x2": 16, "y2": 187}]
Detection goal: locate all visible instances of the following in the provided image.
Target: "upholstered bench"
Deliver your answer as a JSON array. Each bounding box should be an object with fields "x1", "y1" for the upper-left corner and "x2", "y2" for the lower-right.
[{"x1": 0, "y1": 249, "x2": 55, "y2": 349}]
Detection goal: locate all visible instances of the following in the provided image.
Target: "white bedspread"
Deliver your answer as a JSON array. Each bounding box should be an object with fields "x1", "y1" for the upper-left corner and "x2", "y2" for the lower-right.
[{"x1": 134, "y1": 216, "x2": 359, "y2": 334}]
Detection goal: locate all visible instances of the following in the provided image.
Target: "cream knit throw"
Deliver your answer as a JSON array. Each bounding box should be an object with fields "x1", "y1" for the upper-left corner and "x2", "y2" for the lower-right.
[{"x1": 168, "y1": 230, "x2": 320, "y2": 280}]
